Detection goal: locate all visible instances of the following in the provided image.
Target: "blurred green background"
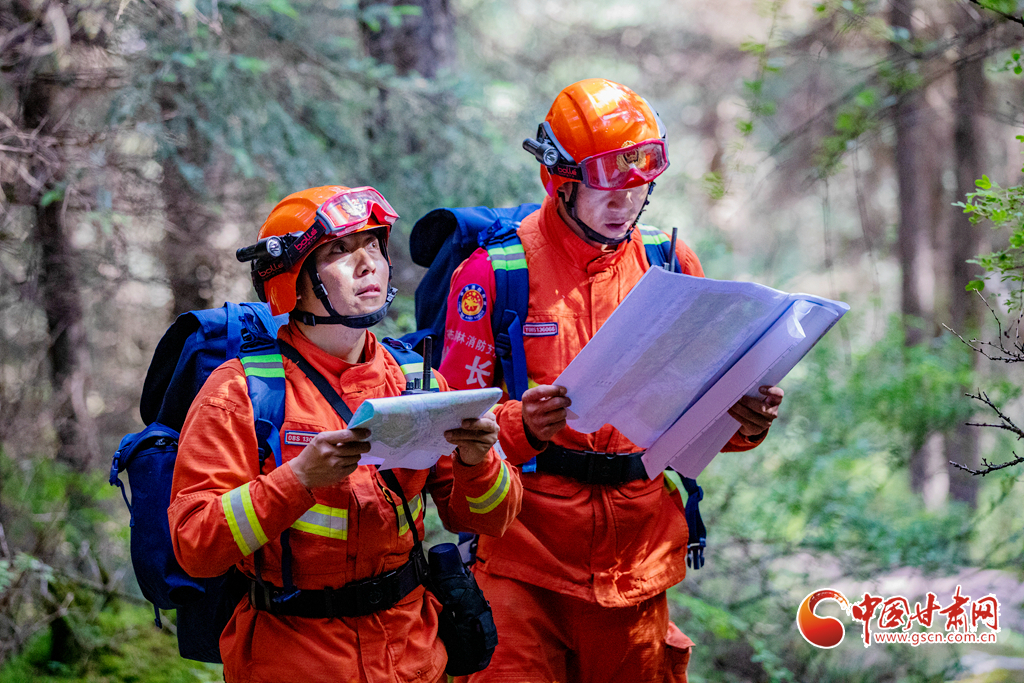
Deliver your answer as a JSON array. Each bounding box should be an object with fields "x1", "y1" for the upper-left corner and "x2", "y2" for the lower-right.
[{"x1": 2, "y1": 0, "x2": 1024, "y2": 680}]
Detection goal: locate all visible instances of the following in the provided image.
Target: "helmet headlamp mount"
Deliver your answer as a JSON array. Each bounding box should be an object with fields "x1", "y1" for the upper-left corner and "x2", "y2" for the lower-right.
[{"x1": 523, "y1": 122, "x2": 582, "y2": 182}]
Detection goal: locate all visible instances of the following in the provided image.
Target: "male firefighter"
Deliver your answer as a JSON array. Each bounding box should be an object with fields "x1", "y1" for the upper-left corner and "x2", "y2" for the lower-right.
[{"x1": 439, "y1": 80, "x2": 784, "y2": 683}]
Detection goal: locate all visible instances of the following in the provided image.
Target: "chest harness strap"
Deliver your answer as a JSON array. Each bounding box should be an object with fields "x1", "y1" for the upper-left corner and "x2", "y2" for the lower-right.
[{"x1": 247, "y1": 340, "x2": 426, "y2": 618}]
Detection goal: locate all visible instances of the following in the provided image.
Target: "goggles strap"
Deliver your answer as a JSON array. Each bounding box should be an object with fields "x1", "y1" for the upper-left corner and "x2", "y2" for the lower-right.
[
  {"x1": 563, "y1": 182, "x2": 634, "y2": 247},
  {"x1": 290, "y1": 287, "x2": 397, "y2": 328},
  {"x1": 635, "y1": 181, "x2": 656, "y2": 225},
  {"x1": 302, "y1": 257, "x2": 343, "y2": 318},
  {"x1": 292, "y1": 234, "x2": 397, "y2": 329}
]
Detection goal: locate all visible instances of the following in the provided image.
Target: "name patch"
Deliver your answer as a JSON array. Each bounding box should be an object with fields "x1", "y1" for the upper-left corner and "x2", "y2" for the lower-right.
[
  {"x1": 458, "y1": 284, "x2": 487, "y2": 322},
  {"x1": 284, "y1": 431, "x2": 318, "y2": 446},
  {"x1": 522, "y1": 322, "x2": 559, "y2": 337}
]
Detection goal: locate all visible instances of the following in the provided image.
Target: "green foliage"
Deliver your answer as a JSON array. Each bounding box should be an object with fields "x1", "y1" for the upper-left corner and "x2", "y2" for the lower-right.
[
  {"x1": 975, "y1": 0, "x2": 1024, "y2": 18},
  {"x1": 672, "y1": 321, "x2": 1015, "y2": 681},
  {"x1": 361, "y1": 3, "x2": 424, "y2": 32},
  {"x1": 1000, "y1": 49, "x2": 1023, "y2": 75},
  {"x1": 957, "y1": 139, "x2": 1024, "y2": 309},
  {"x1": 0, "y1": 451, "x2": 128, "y2": 671},
  {"x1": 0, "y1": 604, "x2": 222, "y2": 683},
  {"x1": 814, "y1": 87, "x2": 883, "y2": 177},
  {"x1": 736, "y1": 1, "x2": 785, "y2": 138}
]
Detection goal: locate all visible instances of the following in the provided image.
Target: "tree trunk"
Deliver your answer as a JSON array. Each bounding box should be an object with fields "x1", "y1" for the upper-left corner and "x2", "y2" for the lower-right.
[
  {"x1": 157, "y1": 88, "x2": 218, "y2": 317},
  {"x1": 358, "y1": 0, "x2": 456, "y2": 178},
  {"x1": 947, "y1": 8, "x2": 987, "y2": 508},
  {"x1": 20, "y1": 70, "x2": 98, "y2": 474},
  {"x1": 890, "y1": 0, "x2": 931, "y2": 348},
  {"x1": 358, "y1": 0, "x2": 456, "y2": 78},
  {"x1": 890, "y1": 0, "x2": 946, "y2": 501}
]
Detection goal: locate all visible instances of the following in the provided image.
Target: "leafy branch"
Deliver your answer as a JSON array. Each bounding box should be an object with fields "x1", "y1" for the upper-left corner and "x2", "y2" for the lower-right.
[{"x1": 968, "y1": 0, "x2": 1024, "y2": 28}]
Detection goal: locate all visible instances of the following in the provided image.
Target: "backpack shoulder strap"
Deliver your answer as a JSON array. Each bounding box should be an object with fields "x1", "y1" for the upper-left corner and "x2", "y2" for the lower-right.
[
  {"x1": 235, "y1": 308, "x2": 286, "y2": 468},
  {"x1": 636, "y1": 223, "x2": 673, "y2": 270},
  {"x1": 233, "y1": 308, "x2": 300, "y2": 596},
  {"x1": 483, "y1": 226, "x2": 530, "y2": 402}
]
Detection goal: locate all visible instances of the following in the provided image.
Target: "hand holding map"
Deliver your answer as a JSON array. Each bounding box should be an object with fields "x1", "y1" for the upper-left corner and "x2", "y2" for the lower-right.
[
  {"x1": 347, "y1": 387, "x2": 502, "y2": 470},
  {"x1": 554, "y1": 268, "x2": 849, "y2": 478}
]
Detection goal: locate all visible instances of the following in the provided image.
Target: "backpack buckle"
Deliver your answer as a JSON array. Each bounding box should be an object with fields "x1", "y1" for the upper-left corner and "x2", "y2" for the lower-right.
[
  {"x1": 250, "y1": 579, "x2": 276, "y2": 614},
  {"x1": 687, "y1": 538, "x2": 706, "y2": 569},
  {"x1": 494, "y1": 332, "x2": 511, "y2": 358},
  {"x1": 239, "y1": 312, "x2": 276, "y2": 352}
]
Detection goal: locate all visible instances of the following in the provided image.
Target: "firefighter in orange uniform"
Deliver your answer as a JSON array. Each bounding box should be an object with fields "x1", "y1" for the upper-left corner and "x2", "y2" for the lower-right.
[
  {"x1": 169, "y1": 185, "x2": 522, "y2": 683},
  {"x1": 439, "y1": 80, "x2": 784, "y2": 683}
]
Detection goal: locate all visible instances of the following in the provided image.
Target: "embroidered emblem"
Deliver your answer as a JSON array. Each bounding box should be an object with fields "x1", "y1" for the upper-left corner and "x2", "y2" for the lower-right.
[
  {"x1": 522, "y1": 322, "x2": 559, "y2": 337},
  {"x1": 284, "y1": 431, "x2": 318, "y2": 446},
  {"x1": 458, "y1": 284, "x2": 487, "y2": 322}
]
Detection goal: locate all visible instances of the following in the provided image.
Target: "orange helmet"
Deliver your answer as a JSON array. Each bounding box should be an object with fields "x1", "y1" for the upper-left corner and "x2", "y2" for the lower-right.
[
  {"x1": 524, "y1": 79, "x2": 669, "y2": 197},
  {"x1": 237, "y1": 185, "x2": 399, "y2": 324}
]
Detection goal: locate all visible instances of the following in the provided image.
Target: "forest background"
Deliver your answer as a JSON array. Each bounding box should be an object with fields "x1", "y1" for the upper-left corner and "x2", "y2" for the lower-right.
[{"x1": 1, "y1": 0, "x2": 1023, "y2": 681}]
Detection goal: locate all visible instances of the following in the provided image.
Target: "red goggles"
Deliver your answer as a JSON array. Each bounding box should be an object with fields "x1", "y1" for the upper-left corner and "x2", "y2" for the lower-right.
[
  {"x1": 239, "y1": 187, "x2": 399, "y2": 278},
  {"x1": 317, "y1": 186, "x2": 399, "y2": 235},
  {"x1": 579, "y1": 140, "x2": 669, "y2": 190}
]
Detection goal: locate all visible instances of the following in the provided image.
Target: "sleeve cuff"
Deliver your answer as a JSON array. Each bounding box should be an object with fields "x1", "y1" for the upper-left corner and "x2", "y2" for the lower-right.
[
  {"x1": 272, "y1": 462, "x2": 317, "y2": 514},
  {"x1": 724, "y1": 427, "x2": 769, "y2": 452},
  {"x1": 494, "y1": 400, "x2": 546, "y2": 466}
]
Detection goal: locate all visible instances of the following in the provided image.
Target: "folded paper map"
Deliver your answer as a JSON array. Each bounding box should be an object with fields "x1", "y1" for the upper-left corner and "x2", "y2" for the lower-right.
[
  {"x1": 554, "y1": 267, "x2": 849, "y2": 478},
  {"x1": 348, "y1": 387, "x2": 502, "y2": 470}
]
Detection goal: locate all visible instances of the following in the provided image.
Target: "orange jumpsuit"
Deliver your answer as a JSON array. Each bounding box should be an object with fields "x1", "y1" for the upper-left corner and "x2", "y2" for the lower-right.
[
  {"x1": 170, "y1": 324, "x2": 522, "y2": 683},
  {"x1": 439, "y1": 197, "x2": 764, "y2": 682}
]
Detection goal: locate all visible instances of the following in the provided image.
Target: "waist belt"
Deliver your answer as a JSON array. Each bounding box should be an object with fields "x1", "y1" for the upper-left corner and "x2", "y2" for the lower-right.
[
  {"x1": 249, "y1": 555, "x2": 424, "y2": 618},
  {"x1": 534, "y1": 445, "x2": 649, "y2": 485}
]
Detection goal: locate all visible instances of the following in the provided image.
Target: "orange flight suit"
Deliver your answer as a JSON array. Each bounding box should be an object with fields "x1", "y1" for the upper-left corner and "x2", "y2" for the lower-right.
[
  {"x1": 170, "y1": 324, "x2": 522, "y2": 683},
  {"x1": 439, "y1": 196, "x2": 765, "y2": 682}
]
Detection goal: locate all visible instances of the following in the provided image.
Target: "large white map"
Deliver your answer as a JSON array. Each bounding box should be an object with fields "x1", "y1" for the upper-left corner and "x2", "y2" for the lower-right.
[
  {"x1": 348, "y1": 387, "x2": 502, "y2": 470},
  {"x1": 554, "y1": 267, "x2": 849, "y2": 478}
]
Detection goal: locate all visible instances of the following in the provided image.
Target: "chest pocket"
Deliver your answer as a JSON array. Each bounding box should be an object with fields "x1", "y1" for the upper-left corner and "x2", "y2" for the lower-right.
[{"x1": 522, "y1": 314, "x2": 577, "y2": 387}]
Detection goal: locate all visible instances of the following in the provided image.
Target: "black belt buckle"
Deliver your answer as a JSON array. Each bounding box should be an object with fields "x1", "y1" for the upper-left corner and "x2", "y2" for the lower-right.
[
  {"x1": 353, "y1": 570, "x2": 397, "y2": 615},
  {"x1": 586, "y1": 451, "x2": 622, "y2": 485}
]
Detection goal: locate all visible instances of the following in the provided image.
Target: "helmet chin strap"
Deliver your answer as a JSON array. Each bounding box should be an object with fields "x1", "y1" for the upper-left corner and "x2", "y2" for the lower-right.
[
  {"x1": 563, "y1": 182, "x2": 656, "y2": 247},
  {"x1": 290, "y1": 240, "x2": 396, "y2": 329}
]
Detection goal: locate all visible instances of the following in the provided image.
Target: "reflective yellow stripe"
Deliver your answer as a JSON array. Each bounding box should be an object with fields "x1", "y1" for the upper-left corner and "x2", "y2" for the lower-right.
[
  {"x1": 241, "y1": 354, "x2": 285, "y2": 378},
  {"x1": 398, "y1": 363, "x2": 440, "y2": 390},
  {"x1": 242, "y1": 367, "x2": 286, "y2": 378},
  {"x1": 638, "y1": 224, "x2": 669, "y2": 245},
  {"x1": 663, "y1": 469, "x2": 681, "y2": 493},
  {"x1": 241, "y1": 354, "x2": 283, "y2": 365},
  {"x1": 397, "y1": 495, "x2": 424, "y2": 536},
  {"x1": 291, "y1": 504, "x2": 348, "y2": 540},
  {"x1": 221, "y1": 483, "x2": 268, "y2": 556},
  {"x1": 466, "y1": 462, "x2": 511, "y2": 514},
  {"x1": 487, "y1": 244, "x2": 527, "y2": 271}
]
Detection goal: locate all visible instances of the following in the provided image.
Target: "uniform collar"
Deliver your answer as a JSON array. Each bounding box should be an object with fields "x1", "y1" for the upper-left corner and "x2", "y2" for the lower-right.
[
  {"x1": 279, "y1": 322, "x2": 386, "y2": 390},
  {"x1": 538, "y1": 195, "x2": 634, "y2": 275}
]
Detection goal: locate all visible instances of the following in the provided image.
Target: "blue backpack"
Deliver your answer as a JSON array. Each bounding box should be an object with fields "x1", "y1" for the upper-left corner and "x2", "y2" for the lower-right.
[
  {"x1": 402, "y1": 204, "x2": 708, "y2": 569},
  {"x1": 110, "y1": 302, "x2": 431, "y2": 662}
]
